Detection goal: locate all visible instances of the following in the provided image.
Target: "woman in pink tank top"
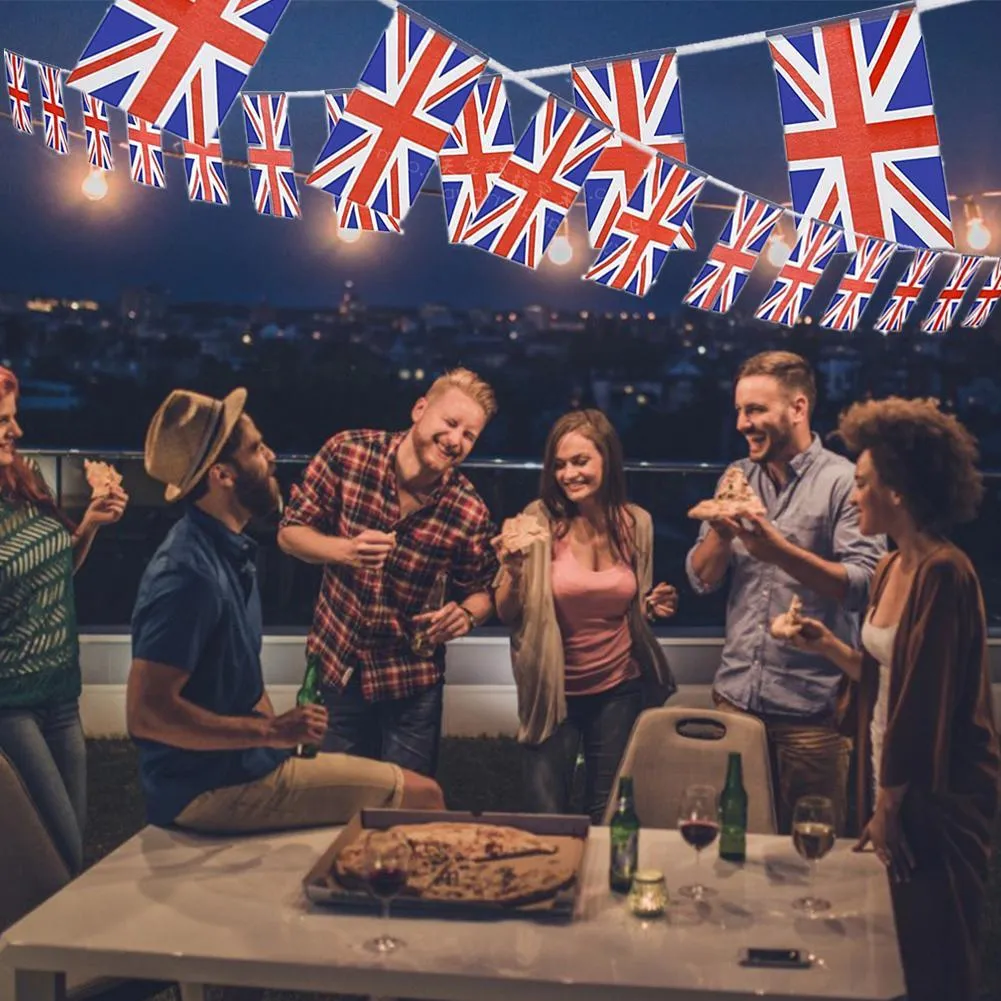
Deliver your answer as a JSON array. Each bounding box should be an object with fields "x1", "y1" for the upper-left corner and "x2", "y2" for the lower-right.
[{"x1": 494, "y1": 410, "x2": 679, "y2": 822}]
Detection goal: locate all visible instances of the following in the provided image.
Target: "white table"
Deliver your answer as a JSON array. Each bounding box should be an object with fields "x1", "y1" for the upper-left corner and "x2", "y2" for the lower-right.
[{"x1": 0, "y1": 827, "x2": 905, "y2": 1001}]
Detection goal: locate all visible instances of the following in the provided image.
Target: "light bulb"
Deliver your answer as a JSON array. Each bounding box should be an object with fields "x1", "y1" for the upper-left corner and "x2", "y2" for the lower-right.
[
  {"x1": 337, "y1": 226, "x2": 362, "y2": 245},
  {"x1": 766, "y1": 235, "x2": 791, "y2": 268},
  {"x1": 81, "y1": 168, "x2": 108, "y2": 201},
  {"x1": 967, "y1": 218, "x2": 991, "y2": 252},
  {"x1": 547, "y1": 234, "x2": 573, "y2": 266}
]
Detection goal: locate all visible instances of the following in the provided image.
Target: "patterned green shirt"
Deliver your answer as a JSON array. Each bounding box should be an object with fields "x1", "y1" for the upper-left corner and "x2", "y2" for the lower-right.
[{"x1": 0, "y1": 484, "x2": 81, "y2": 708}]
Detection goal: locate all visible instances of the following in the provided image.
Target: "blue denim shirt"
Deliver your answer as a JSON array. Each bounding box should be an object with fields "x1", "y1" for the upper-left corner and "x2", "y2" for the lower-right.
[
  {"x1": 131, "y1": 505, "x2": 288, "y2": 826},
  {"x1": 685, "y1": 435, "x2": 885, "y2": 722}
]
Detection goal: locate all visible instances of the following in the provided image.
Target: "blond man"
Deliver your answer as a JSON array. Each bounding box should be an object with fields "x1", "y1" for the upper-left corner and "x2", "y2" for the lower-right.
[{"x1": 278, "y1": 369, "x2": 499, "y2": 777}]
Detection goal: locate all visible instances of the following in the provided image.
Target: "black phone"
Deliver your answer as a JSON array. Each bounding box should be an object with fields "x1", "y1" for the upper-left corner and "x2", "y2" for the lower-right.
[{"x1": 739, "y1": 947, "x2": 812, "y2": 969}]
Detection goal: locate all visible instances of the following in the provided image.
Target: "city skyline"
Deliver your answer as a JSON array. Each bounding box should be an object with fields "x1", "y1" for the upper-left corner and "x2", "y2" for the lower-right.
[{"x1": 1, "y1": 0, "x2": 1000, "y2": 310}]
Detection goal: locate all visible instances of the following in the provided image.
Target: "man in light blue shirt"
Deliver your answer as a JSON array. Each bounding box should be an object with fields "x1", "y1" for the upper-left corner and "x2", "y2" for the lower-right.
[{"x1": 686, "y1": 352, "x2": 884, "y2": 833}]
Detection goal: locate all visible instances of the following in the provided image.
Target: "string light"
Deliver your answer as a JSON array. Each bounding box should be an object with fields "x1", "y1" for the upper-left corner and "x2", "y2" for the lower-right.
[
  {"x1": 766, "y1": 232, "x2": 792, "y2": 267},
  {"x1": 546, "y1": 218, "x2": 573, "y2": 266},
  {"x1": 336, "y1": 224, "x2": 363, "y2": 244},
  {"x1": 81, "y1": 167, "x2": 108, "y2": 201},
  {"x1": 963, "y1": 197, "x2": 991, "y2": 252}
]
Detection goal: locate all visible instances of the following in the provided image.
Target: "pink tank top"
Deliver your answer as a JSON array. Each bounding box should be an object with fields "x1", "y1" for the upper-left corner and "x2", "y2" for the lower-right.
[{"x1": 550, "y1": 534, "x2": 639, "y2": 697}]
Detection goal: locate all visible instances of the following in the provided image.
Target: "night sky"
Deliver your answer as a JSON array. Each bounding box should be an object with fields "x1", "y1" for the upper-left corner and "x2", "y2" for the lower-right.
[{"x1": 1, "y1": 0, "x2": 999, "y2": 310}]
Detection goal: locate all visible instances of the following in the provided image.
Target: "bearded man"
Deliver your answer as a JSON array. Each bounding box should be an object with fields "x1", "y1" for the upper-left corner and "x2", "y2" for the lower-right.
[
  {"x1": 278, "y1": 369, "x2": 499, "y2": 778},
  {"x1": 127, "y1": 389, "x2": 443, "y2": 833},
  {"x1": 686, "y1": 352, "x2": 884, "y2": 834}
]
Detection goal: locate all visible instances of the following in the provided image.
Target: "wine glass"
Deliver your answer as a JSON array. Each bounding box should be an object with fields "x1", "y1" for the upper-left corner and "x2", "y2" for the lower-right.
[
  {"x1": 362, "y1": 830, "x2": 412, "y2": 953},
  {"x1": 677, "y1": 784, "x2": 719, "y2": 900},
  {"x1": 791, "y1": 795, "x2": 836, "y2": 914}
]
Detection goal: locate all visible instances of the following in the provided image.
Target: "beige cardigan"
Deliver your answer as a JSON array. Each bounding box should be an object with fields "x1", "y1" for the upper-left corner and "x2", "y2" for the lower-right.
[{"x1": 500, "y1": 500, "x2": 676, "y2": 745}]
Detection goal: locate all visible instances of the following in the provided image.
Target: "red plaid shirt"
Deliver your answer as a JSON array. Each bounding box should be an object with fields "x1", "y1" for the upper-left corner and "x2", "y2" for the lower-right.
[{"x1": 281, "y1": 430, "x2": 498, "y2": 701}]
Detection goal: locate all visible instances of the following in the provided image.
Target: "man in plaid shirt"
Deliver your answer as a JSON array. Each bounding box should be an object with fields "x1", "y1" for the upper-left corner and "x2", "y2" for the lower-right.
[{"x1": 278, "y1": 369, "x2": 499, "y2": 777}]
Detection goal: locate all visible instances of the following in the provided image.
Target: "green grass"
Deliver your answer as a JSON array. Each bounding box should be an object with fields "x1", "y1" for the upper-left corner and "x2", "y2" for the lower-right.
[{"x1": 84, "y1": 738, "x2": 1001, "y2": 1001}]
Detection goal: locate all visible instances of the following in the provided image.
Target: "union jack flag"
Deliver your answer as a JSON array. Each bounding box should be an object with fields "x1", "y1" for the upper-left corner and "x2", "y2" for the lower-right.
[
  {"x1": 83, "y1": 94, "x2": 114, "y2": 170},
  {"x1": 243, "y1": 92, "x2": 299, "y2": 219},
  {"x1": 584, "y1": 158, "x2": 704, "y2": 297},
  {"x1": 325, "y1": 92, "x2": 401, "y2": 233},
  {"x1": 439, "y1": 75, "x2": 515, "y2": 244},
  {"x1": 183, "y1": 133, "x2": 228, "y2": 205},
  {"x1": 819, "y1": 236, "x2": 895, "y2": 331},
  {"x1": 921, "y1": 255, "x2": 983, "y2": 333},
  {"x1": 39, "y1": 63, "x2": 69, "y2": 154},
  {"x1": 875, "y1": 248, "x2": 939, "y2": 332},
  {"x1": 66, "y1": 0, "x2": 290, "y2": 143},
  {"x1": 769, "y1": 6, "x2": 954, "y2": 251},
  {"x1": 571, "y1": 51, "x2": 694, "y2": 252},
  {"x1": 308, "y1": 8, "x2": 486, "y2": 223},
  {"x1": 962, "y1": 259, "x2": 1001, "y2": 329},
  {"x1": 4, "y1": 50, "x2": 33, "y2": 135},
  {"x1": 127, "y1": 113, "x2": 165, "y2": 187},
  {"x1": 461, "y1": 95, "x2": 612, "y2": 270},
  {"x1": 754, "y1": 218, "x2": 843, "y2": 326},
  {"x1": 683, "y1": 194, "x2": 782, "y2": 313}
]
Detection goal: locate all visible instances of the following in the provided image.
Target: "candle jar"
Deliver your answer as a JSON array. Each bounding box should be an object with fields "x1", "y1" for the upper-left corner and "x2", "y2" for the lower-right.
[{"x1": 628, "y1": 869, "x2": 668, "y2": 918}]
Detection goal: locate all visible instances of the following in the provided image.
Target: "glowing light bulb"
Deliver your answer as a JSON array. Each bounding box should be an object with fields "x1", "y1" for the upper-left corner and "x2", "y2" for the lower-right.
[
  {"x1": 766, "y1": 235, "x2": 792, "y2": 268},
  {"x1": 967, "y1": 218, "x2": 991, "y2": 252},
  {"x1": 337, "y1": 226, "x2": 362, "y2": 244},
  {"x1": 81, "y1": 168, "x2": 108, "y2": 201},
  {"x1": 547, "y1": 234, "x2": 573, "y2": 266}
]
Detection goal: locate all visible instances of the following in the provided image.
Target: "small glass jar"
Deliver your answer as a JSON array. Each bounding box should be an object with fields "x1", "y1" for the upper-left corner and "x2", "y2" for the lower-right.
[{"x1": 628, "y1": 869, "x2": 668, "y2": 918}]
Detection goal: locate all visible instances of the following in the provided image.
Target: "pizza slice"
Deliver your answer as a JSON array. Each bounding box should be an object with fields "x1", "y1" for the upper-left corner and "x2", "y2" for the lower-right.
[
  {"x1": 468, "y1": 825, "x2": 559, "y2": 863},
  {"x1": 770, "y1": 595, "x2": 805, "y2": 640},
  {"x1": 84, "y1": 459, "x2": 123, "y2": 499},
  {"x1": 500, "y1": 514, "x2": 549, "y2": 555},
  {"x1": 688, "y1": 466, "x2": 766, "y2": 521}
]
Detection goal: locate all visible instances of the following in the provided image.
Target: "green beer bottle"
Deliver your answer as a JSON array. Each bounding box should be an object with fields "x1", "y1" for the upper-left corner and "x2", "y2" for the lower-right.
[
  {"x1": 609, "y1": 775, "x2": 640, "y2": 893},
  {"x1": 294, "y1": 653, "x2": 322, "y2": 759},
  {"x1": 718, "y1": 751, "x2": 748, "y2": 862}
]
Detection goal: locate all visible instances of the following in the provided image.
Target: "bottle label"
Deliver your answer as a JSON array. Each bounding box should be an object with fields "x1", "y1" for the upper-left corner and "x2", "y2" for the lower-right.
[{"x1": 610, "y1": 831, "x2": 638, "y2": 878}]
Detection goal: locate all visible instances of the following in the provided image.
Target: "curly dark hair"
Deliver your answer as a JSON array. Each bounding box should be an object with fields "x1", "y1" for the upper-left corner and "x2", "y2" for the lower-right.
[{"x1": 836, "y1": 397, "x2": 983, "y2": 534}]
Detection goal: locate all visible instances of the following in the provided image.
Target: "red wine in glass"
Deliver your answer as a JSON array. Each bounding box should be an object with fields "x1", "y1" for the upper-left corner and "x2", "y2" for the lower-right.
[
  {"x1": 367, "y1": 866, "x2": 409, "y2": 900},
  {"x1": 680, "y1": 819, "x2": 719, "y2": 852},
  {"x1": 677, "y1": 784, "x2": 719, "y2": 900},
  {"x1": 362, "y1": 831, "x2": 412, "y2": 954}
]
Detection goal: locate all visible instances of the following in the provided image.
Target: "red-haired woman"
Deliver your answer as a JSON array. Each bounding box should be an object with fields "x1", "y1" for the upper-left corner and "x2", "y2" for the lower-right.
[
  {"x1": 493, "y1": 409, "x2": 678, "y2": 823},
  {"x1": 0, "y1": 367, "x2": 128, "y2": 873}
]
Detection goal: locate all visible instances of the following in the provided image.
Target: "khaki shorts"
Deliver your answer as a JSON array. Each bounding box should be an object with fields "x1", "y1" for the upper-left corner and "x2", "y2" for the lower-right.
[{"x1": 173, "y1": 753, "x2": 404, "y2": 834}]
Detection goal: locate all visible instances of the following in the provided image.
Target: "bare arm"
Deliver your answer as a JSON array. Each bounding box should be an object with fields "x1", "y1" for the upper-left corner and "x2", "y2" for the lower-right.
[
  {"x1": 791, "y1": 619, "x2": 863, "y2": 681},
  {"x1": 688, "y1": 525, "x2": 735, "y2": 592},
  {"x1": 255, "y1": 691, "x2": 275, "y2": 717},
  {"x1": 460, "y1": 590, "x2": 493, "y2": 626},
  {"x1": 770, "y1": 541, "x2": 850, "y2": 604}
]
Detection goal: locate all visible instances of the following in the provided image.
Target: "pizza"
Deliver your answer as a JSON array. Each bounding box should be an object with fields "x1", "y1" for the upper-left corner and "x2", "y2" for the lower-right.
[
  {"x1": 500, "y1": 514, "x2": 548, "y2": 554},
  {"x1": 84, "y1": 459, "x2": 123, "y2": 499},
  {"x1": 770, "y1": 594, "x2": 805, "y2": 640},
  {"x1": 688, "y1": 466, "x2": 766, "y2": 521},
  {"x1": 333, "y1": 822, "x2": 574, "y2": 907}
]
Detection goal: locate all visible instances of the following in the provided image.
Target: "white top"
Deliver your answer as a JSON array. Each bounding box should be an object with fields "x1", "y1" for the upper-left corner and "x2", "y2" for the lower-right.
[
  {"x1": 0, "y1": 825, "x2": 905, "y2": 1001},
  {"x1": 862, "y1": 613, "x2": 899, "y2": 802}
]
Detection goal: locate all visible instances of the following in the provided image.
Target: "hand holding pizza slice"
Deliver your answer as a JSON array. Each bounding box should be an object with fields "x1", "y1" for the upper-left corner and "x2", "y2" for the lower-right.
[
  {"x1": 84, "y1": 459, "x2": 124, "y2": 499},
  {"x1": 770, "y1": 594, "x2": 805, "y2": 640},
  {"x1": 688, "y1": 466, "x2": 767, "y2": 522}
]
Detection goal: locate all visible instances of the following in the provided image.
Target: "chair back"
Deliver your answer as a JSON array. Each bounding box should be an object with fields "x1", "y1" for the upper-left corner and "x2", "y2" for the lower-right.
[
  {"x1": 601, "y1": 707, "x2": 777, "y2": 833},
  {"x1": 0, "y1": 750, "x2": 72, "y2": 932}
]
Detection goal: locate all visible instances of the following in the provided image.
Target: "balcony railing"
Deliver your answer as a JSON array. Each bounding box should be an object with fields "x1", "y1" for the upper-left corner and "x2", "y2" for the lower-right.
[{"x1": 26, "y1": 449, "x2": 1001, "y2": 631}]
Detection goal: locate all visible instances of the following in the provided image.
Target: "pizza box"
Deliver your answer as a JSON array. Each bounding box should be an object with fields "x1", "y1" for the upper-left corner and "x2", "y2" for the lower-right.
[{"x1": 303, "y1": 808, "x2": 590, "y2": 922}]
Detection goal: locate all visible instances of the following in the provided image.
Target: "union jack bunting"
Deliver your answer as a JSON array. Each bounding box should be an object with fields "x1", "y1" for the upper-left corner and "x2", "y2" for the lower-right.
[
  {"x1": 921, "y1": 255, "x2": 982, "y2": 333},
  {"x1": 4, "y1": 50, "x2": 33, "y2": 135},
  {"x1": 461, "y1": 95, "x2": 613, "y2": 270},
  {"x1": 243, "y1": 93, "x2": 299, "y2": 219},
  {"x1": 439, "y1": 75, "x2": 515, "y2": 244},
  {"x1": 308, "y1": 8, "x2": 487, "y2": 223},
  {"x1": 325, "y1": 92, "x2": 401, "y2": 233},
  {"x1": 754, "y1": 218, "x2": 843, "y2": 326},
  {"x1": 875, "y1": 248, "x2": 939, "y2": 332},
  {"x1": 127, "y1": 114, "x2": 165, "y2": 187},
  {"x1": 66, "y1": 0, "x2": 290, "y2": 143},
  {"x1": 820, "y1": 236, "x2": 895, "y2": 331},
  {"x1": 962, "y1": 259, "x2": 1001, "y2": 329},
  {"x1": 769, "y1": 6, "x2": 954, "y2": 251},
  {"x1": 82, "y1": 94, "x2": 113, "y2": 171},
  {"x1": 683, "y1": 194, "x2": 782, "y2": 313},
  {"x1": 571, "y1": 51, "x2": 694, "y2": 252},
  {"x1": 584, "y1": 158, "x2": 704, "y2": 297},
  {"x1": 39, "y1": 63, "x2": 69, "y2": 154},
  {"x1": 183, "y1": 134, "x2": 229, "y2": 205}
]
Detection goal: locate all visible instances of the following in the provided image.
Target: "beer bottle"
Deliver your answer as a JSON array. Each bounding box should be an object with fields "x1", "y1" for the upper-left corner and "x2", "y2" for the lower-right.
[
  {"x1": 718, "y1": 751, "x2": 748, "y2": 862},
  {"x1": 411, "y1": 570, "x2": 448, "y2": 656},
  {"x1": 609, "y1": 775, "x2": 640, "y2": 893},
  {"x1": 294, "y1": 653, "x2": 322, "y2": 759}
]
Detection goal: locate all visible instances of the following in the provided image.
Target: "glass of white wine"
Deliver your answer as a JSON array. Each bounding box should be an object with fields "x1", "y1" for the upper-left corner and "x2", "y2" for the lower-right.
[{"x1": 791, "y1": 795, "x2": 836, "y2": 914}]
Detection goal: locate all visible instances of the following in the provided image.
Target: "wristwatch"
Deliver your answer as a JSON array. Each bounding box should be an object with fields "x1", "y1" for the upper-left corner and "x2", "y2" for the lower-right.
[{"x1": 459, "y1": 605, "x2": 477, "y2": 632}]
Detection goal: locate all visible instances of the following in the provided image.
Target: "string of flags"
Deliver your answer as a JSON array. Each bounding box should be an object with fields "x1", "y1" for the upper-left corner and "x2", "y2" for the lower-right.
[{"x1": 3, "y1": 0, "x2": 1000, "y2": 333}]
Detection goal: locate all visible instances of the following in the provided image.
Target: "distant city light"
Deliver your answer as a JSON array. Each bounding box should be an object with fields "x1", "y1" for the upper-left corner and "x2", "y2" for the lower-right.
[
  {"x1": 399, "y1": 368, "x2": 412, "y2": 380},
  {"x1": 311, "y1": 331, "x2": 322, "y2": 341},
  {"x1": 414, "y1": 368, "x2": 425, "y2": 380},
  {"x1": 579, "y1": 310, "x2": 589, "y2": 320},
  {"x1": 81, "y1": 168, "x2": 109, "y2": 201},
  {"x1": 624, "y1": 385, "x2": 635, "y2": 395},
  {"x1": 509, "y1": 331, "x2": 519, "y2": 340},
  {"x1": 619, "y1": 311, "x2": 629, "y2": 320},
  {"x1": 646, "y1": 312, "x2": 656, "y2": 321},
  {"x1": 636, "y1": 393, "x2": 649, "y2": 406},
  {"x1": 241, "y1": 333, "x2": 253, "y2": 345},
  {"x1": 697, "y1": 345, "x2": 707, "y2": 355},
  {"x1": 508, "y1": 312, "x2": 517, "y2": 322}
]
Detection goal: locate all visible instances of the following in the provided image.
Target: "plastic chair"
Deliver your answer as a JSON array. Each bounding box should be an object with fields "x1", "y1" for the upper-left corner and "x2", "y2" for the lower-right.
[{"x1": 601, "y1": 707, "x2": 777, "y2": 833}]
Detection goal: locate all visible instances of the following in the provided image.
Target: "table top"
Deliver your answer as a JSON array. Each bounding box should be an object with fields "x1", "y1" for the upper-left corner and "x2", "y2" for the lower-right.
[{"x1": 0, "y1": 826, "x2": 905, "y2": 1001}]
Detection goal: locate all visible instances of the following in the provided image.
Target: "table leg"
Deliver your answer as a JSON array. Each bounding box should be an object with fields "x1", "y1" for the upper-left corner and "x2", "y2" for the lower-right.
[{"x1": 13, "y1": 970, "x2": 65, "y2": 1001}]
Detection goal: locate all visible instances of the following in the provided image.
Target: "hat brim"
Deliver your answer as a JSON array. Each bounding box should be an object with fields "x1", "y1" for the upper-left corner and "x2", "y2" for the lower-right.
[{"x1": 164, "y1": 388, "x2": 248, "y2": 502}]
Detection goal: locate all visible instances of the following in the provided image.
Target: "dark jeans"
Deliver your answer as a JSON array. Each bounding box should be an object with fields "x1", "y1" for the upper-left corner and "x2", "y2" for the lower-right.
[
  {"x1": 0, "y1": 699, "x2": 87, "y2": 874},
  {"x1": 524, "y1": 677, "x2": 643, "y2": 824},
  {"x1": 320, "y1": 670, "x2": 444, "y2": 777}
]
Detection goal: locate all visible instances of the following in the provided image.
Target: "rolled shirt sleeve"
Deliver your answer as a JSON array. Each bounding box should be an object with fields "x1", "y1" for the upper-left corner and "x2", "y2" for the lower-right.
[
  {"x1": 281, "y1": 436, "x2": 343, "y2": 533},
  {"x1": 829, "y1": 473, "x2": 884, "y2": 613},
  {"x1": 684, "y1": 469, "x2": 731, "y2": 596}
]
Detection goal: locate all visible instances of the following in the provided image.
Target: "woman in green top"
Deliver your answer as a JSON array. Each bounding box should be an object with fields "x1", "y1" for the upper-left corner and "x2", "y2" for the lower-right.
[{"x1": 0, "y1": 366, "x2": 128, "y2": 874}]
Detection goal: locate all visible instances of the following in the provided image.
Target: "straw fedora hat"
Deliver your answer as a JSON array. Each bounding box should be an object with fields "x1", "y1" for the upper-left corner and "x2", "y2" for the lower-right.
[{"x1": 144, "y1": 388, "x2": 247, "y2": 502}]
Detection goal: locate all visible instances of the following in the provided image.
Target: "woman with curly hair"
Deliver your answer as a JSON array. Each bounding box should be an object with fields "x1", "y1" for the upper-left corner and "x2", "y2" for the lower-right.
[
  {"x1": 793, "y1": 397, "x2": 999, "y2": 1001},
  {"x1": 0, "y1": 366, "x2": 128, "y2": 874}
]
